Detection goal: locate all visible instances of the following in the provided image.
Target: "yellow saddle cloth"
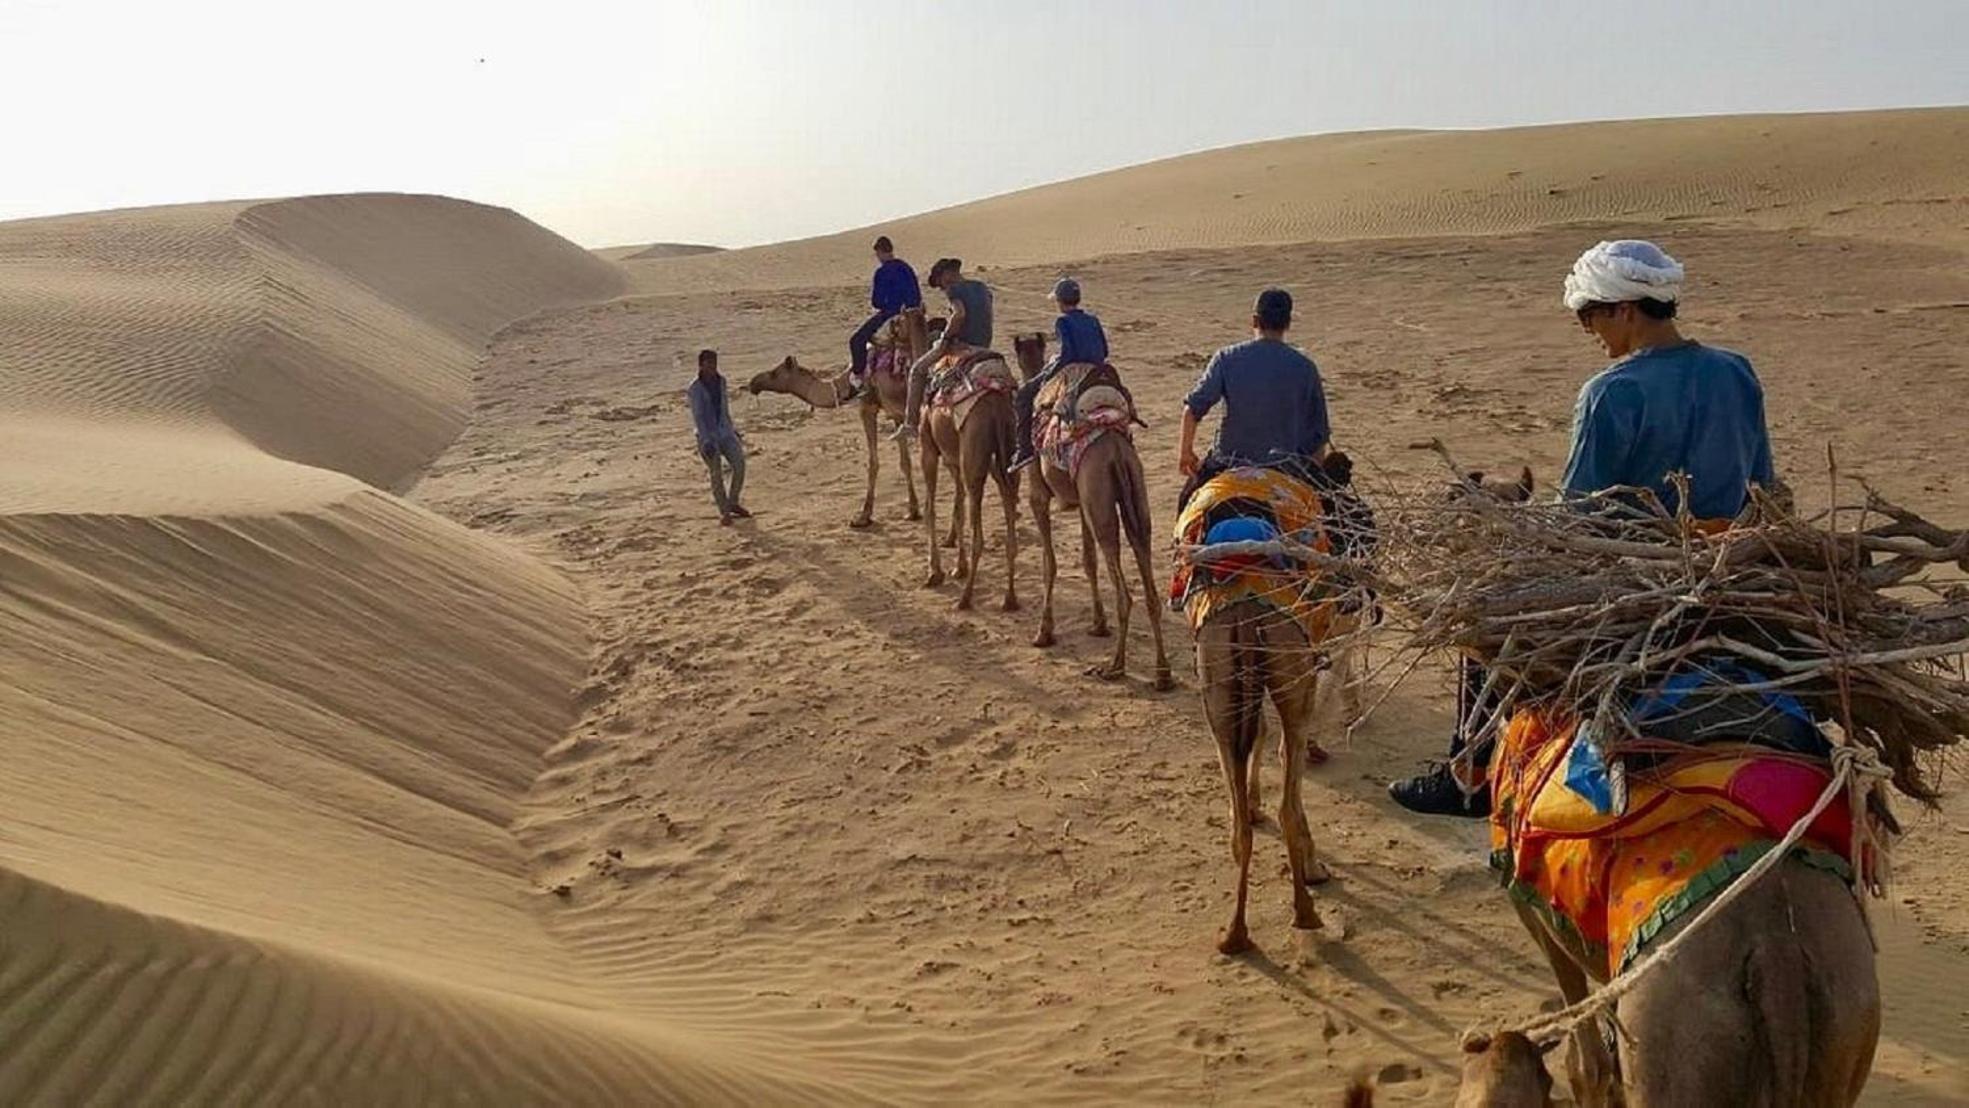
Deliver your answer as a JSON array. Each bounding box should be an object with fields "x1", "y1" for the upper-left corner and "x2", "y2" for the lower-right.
[
  {"x1": 1490, "y1": 707, "x2": 1859, "y2": 976},
  {"x1": 1172, "y1": 467, "x2": 1335, "y2": 641}
]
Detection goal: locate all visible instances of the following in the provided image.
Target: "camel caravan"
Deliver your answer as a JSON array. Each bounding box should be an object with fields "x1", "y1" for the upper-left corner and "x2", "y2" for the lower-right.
[{"x1": 739, "y1": 236, "x2": 1966, "y2": 1105}]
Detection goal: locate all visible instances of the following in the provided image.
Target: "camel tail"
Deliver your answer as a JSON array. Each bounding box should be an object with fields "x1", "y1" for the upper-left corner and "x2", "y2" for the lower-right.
[
  {"x1": 1113, "y1": 440, "x2": 1152, "y2": 550},
  {"x1": 1751, "y1": 940, "x2": 1814, "y2": 1106},
  {"x1": 1228, "y1": 607, "x2": 1267, "y2": 765}
]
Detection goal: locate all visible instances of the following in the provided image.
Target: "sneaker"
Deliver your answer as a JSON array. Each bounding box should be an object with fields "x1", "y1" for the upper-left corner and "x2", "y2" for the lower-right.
[
  {"x1": 1009, "y1": 452, "x2": 1037, "y2": 473},
  {"x1": 729, "y1": 505, "x2": 752, "y2": 519},
  {"x1": 890, "y1": 423, "x2": 918, "y2": 443},
  {"x1": 1388, "y1": 761, "x2": 1490, "y2": 818},
  {"x1": 842, "y1": 378, "x2": 863, "y2": 401}
]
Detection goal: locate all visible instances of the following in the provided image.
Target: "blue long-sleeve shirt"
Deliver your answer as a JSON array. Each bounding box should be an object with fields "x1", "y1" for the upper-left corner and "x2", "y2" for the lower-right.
[
  {"x1": 1053, "y1": 308, "x2": 1108, "y2": 368},
  {"x1": 871, "y1": 258, "x2": 922, "y2": 314},
  {"x1": 687, "y1": 374, "x2": 741, "y2": 453},
  {"x1": 1183, "y1": 338, "x2": 1331, "y2": 465},
  {"x1": 1560, "y1": 341, "x2": 1775, "y2": 520}
]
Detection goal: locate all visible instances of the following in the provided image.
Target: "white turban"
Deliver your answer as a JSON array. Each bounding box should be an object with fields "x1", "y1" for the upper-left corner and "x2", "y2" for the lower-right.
[{"x1": 1562, "y1": 240, "x2": 1685, "y2": 312}]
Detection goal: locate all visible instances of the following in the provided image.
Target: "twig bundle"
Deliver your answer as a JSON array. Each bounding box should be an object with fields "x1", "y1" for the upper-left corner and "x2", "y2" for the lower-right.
[{"x1": 1377, "y1": 443, "x2": 1969, "y2": 803}]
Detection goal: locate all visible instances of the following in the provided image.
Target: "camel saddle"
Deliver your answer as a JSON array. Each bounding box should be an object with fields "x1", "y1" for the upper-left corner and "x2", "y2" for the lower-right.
[
  {"x1": 1490, "y1": 705, "x2": 1872, "y2": 976},
  {"x1": 1034, "y1": 362, "x2": 1139, "y2": 478},
  {"x1": 928, "y1": 350, "x2": 1016, "y2": 430},
  {"x1": 1170, "y1": 467, "x2": 1338, "y2": 641}
]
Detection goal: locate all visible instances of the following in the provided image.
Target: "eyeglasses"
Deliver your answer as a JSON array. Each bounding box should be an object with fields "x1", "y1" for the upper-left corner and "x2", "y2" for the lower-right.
[{"x1": 1574, "y1": 302, "x2": 1617, "y2": 328}]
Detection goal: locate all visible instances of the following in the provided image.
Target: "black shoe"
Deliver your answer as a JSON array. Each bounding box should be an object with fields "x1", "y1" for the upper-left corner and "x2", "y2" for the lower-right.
[
  {"x1": 1009, "y1": 451, "x2": 1037, "y2": 473},
  {"x1": 1389, "y1": 761, "x2": 1490, "y2": 818}
]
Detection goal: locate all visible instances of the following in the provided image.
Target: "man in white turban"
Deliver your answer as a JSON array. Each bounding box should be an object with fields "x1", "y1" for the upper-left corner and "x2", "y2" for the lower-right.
[{"x1": 1390, "y1": 239, "x2": 1778, "y2": 817}]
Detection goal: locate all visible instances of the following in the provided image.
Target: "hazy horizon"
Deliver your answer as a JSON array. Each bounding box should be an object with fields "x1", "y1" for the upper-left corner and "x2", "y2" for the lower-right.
[{"x1": 4, "y1": 1, "x2": 1965, "y2": 249}]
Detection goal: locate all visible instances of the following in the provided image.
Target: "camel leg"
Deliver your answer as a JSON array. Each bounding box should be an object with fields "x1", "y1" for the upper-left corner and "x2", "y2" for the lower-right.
[
  {"x1": 921, "y1": 441, "x2": 945, "y2": 588},
  {"x1": 1198, "y1": 623, "x2": 1256, "y2": 956},
  {"x1": 1266, "y1": 631, "x2": 1330, "y2": 928},
  {"x1": 1129, "y1": 521, "x2": 1175, "y2": 691},
  {"x1": 1086, "y1": 502, "x2": 1131, "y2": 681},
  {"x1": 1246, "y1": 717, "x2": 1267, "y2": 823},
  {"x1": 1031, "y1": 486, "x2": 1057, "y2": 647},
  {"x1": 957, "y1": 460, "x2": 988, "y2": 611},
  {"x1": 997, "y1": 470, "x2": 1020, "y2": 612},
  {"x1": 895, "y1": 421, "x2": 921, "y2": 522},
  {"x1": 851, "y1": 402, "x2": 879, "y2": 528},
  {"x1": 1080, "y1": 512, "x2": 1109, "y2": 637},
  {"x1": 1511, "y1": 902, "x2": 1620, "y2": 1107}
]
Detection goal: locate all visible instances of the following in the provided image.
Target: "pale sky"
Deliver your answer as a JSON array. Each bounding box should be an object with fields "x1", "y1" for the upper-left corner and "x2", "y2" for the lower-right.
[{"x1": 3, "y1": 0, "x2": 1964, "y2": 248}]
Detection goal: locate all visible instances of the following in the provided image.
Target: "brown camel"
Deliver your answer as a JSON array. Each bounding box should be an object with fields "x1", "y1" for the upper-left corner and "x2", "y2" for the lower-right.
[
  {"x1": 1449, "y1": 470, "x2": 1879, "y2": 1106},
  {"x1": 1194, "y1": 594, "x2": 1363, "y2": 954},
  {"x1": 745, "y1": 310, "x2": 933, "y2": 528},
  {"x1": 1458, "y1": 871, "x2": 1878, "y2": 1106},
  {"x1": 1011, "y1": 335, "x2": 1172, "y2": 690},
  {"x1": 919, "y1": 352, "x2": 1020, "y2": 611}
]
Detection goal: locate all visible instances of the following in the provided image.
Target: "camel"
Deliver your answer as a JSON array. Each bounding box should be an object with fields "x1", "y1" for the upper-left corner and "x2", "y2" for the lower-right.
[
  {"x1": 1458, "y1": 871, "x2": 1878, "y2": 1106},
  {"x1": 1010, "y1": 335, "x2": 1172, "y2": 690},
  {"x1": 919, "y1": 348, "x2": 1020, "y2": 611},
  {"x1": 745, "y1": 309, "x2": 933, "y2": 529},
  {"x1": 1449, "y1": 469, "x2": 1880, "y2": 1106}
]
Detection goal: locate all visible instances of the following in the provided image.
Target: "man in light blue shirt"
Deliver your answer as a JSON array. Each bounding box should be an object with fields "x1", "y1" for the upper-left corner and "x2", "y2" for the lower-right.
[
  {"x1": 1391, "y1": 240, "x2": 1780, "y2": 817},
  {"x1": 686, "y1": 348, "x2": 749, "y2": 525}
]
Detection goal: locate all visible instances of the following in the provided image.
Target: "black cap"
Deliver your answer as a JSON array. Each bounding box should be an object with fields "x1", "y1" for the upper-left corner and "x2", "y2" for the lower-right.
[{"x1": 1254, "y1": 287, "x2": 1292, "y2": 328}]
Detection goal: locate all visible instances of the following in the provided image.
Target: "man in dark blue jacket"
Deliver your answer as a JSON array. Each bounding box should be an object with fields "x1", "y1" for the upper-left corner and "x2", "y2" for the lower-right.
[
  {"x1": 1010, "y1": 277, "x2": 1109, "y2": 472},
  {"x1": 847, "y1": 236, "x2": 922, "y2": 397}
]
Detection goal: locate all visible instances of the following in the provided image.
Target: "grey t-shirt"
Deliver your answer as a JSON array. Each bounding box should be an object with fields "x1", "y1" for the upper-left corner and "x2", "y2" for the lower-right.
[{"x1": 943, "y1": 278, "x2": 994, "y2": 348}]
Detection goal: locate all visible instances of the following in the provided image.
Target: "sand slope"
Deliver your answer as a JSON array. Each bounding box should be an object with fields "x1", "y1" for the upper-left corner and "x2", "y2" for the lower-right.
[
  {"x1": 624, "y1": 107, "x2": 1969, "y2": 295},
  {"x1": 0, "y1": 197, "x2": 853, "y2": 1101}
]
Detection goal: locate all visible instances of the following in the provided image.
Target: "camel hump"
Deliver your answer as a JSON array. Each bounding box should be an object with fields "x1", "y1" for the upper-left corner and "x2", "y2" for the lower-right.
[{"x1": 1039, "y1": 362, "x2": 1137, "y2": 423}]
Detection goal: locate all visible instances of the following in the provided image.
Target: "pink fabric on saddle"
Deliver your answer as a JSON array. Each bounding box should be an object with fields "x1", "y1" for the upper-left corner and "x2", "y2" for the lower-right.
[{"x1": 1715, "y1": 757, "x2": 1855, "y2": 847}]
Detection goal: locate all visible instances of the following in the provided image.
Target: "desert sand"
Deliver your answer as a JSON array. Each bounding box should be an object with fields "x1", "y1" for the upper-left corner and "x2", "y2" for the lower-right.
[{"x1": 3, "y1": 108, "x2": 1967, "y2": 1103}]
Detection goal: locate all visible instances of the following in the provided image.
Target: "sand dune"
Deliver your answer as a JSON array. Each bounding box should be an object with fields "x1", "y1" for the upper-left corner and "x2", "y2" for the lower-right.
[
  {"x1": 0, "y1": 197, "x2": 852, "y2": 1101},
  {"x1": 7, "y1": 107, "x2": 1969, "y2": 1104},
  {"x1": 623, "y1": 107, "x2": 1969, "y2": 295}
]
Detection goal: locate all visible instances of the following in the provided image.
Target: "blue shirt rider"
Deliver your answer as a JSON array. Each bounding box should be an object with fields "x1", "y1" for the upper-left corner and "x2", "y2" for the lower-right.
[
  {"x1": 1390, "y1": 239, "x2": 1781, "y2": 819},
  {"x1": 1177, "y1": 288, "x2": 1331, "y2": 508},
  {"x1": 847, "y1": 235, "x2": 922, "y2": 395},
  {"x1": 1010, "y1": 277, "x2": 1111, "y2": 471}
]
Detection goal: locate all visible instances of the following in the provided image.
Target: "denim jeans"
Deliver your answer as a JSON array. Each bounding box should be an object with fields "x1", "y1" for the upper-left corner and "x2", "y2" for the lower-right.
[
  {"x1": 848, "y1": 309, "x2": 895, "y2": 376},
  {"x1": 701, "y1": 436, "x2": 746, "y2": 514}
]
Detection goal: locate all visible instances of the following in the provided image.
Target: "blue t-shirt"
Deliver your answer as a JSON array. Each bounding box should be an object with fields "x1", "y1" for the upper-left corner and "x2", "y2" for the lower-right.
[
  {"x1": 1183, "y1": 338, "x2": 1331, "y2": 465},
  {"x1": 1055, "y1": 309, "x2": 1108, "y2": 366},
  {"x1": 871, "y1": 258, "x2": 922, "y2": 313},
  {"x1": 1560, "y1": 342, "x2": 1775, "y2": 520}
]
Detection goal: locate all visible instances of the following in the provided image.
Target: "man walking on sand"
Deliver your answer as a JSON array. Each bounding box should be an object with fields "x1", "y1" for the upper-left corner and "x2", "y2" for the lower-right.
[
  {"x1": 687, "y1": 348, "x2": 750, "y2": 526},
  {"x1": 846, "y1": 235, "x2": 922, "y2": 398},
  {"x1": 894, "y1": 257, "x2": 994, "y2": 442}
]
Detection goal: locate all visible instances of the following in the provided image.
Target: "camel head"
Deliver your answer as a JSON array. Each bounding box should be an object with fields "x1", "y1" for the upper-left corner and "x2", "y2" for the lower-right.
[
  {"x1": 1454, "y1": 466, "x2": 1535, "y2": 505},
  {"x1": 1453, "y1": 1030, "x2": 1557, "y2": 1108},
  {"x1": 747, "y1": 354, "x2": 812, "y2": 396},
  {"x1": 1012, "y1": 331, "x2": 1048, "y2": 382}
]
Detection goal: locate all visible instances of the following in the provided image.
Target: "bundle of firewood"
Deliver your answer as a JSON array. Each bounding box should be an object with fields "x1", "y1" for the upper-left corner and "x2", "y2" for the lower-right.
[{"x1": 1376, "y1": 447, "x2": 1969, "y2": 804}]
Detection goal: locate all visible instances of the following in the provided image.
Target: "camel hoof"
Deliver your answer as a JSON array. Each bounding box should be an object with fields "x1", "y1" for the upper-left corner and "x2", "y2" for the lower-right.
[
  {"x1": 848, "y1": 516, "x2": 874, "y2": 530},
  {"x1": 941, "y1": 536, "x2": 958, "y2": 549},
  {"x1": 906, "y1": 509, "x2": 922, "y2": 522},
  {"x1": 1088, "y1": 624, "x2": 1112, "y2": 639},
  {"x1": 1216, "y1": 928, "x2": 1252, "y2": 956},
  {"x1": 955, "y1": 596, "x2": 974, "y2": 612},
  {"x1": 1032, "y1": 630, "x2": 1056, "y2": 648},
  {"x1": 1153, "y1": 671, "x2": 1175, "y2": 692},
  {"x1": 1001, "y1": 597, "x2": 1020, "y2": 613},
  {"x1": 1306, "y1": 742, "x2": 1331, "y2": 767},
  {"x1": 1085, "y1": 663, "x2": 1124, "y2": 683},
  {"x1": 1304, "y1": 860, "x2": 1334, "y2": 887},
  {"x1": 924, "y1": 572, "x2": 945, "y2": 588}
]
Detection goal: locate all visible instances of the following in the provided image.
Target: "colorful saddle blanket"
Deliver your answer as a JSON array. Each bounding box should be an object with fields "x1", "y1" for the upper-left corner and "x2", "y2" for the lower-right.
[
  {"x1": 929, "y1": 351, "x2": 1016, "y2": 430},
  {"x1": 1171, "y1": 467, "x2": 1336, "y2": 641},
  {"x1": 1034, "y1": 362, "x2": 1135, "y2": 478},
  {"x1": 1490, "y1": 706, "x2": 1862, "y2": 977}
]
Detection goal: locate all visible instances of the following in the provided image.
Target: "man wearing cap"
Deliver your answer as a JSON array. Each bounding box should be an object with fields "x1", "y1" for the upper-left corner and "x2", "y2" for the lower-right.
[
  {"x1": 1389, "y1": 239, "x2": 1778, "y2": 816},
  {"x1": 1176, "y1": 287, "x2": 1331, "y2": 508},
  {"x1": 846, "y1": 235, "x2": 922, "y2": 398},
  {"x1": 895, "y1": 258, "x2": 994, "y2": 442},
  {"x1": 1009, "y1": 276, "x2": 1109, "y2": 472}
]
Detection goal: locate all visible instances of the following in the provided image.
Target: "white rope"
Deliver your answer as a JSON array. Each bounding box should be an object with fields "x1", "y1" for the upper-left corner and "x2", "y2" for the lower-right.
[{"x1": 1498, "y1": 742, "x2": 1893, "y2": 1045}]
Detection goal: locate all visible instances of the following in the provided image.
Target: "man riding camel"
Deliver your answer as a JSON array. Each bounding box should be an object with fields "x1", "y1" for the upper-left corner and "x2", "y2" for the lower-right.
[
  {"x1": 894, "y1": 257, "x2": 994, "y2": 443},
  {"x1": 1390, "y1": 239, "x2": 1779, "y2": 816},
  {"x1": 846, "y1": 235, "x2": 922, "y2": 399},
  {"x1": 1177, "y1": 287, "x2": 1331, "y2": 509},
  {"x1": 1009, "y1": 276, "x2": 1109, "y2": 472}
]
